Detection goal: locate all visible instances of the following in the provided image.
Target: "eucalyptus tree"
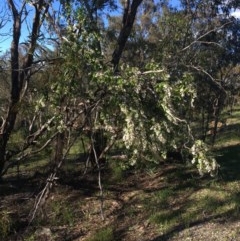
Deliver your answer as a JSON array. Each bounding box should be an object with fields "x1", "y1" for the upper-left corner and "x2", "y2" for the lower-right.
[
  {"x1": 1, "y1": 0, "x2": 229, "y2": 179},
  {"x1": 51, "y1": 0, "x2": 220, "y2": 175},
  {"x1": 0, "y1": 0, "x2": 52, "y2": 177},
  {"x1": 180, "y1": 0, "x2": 240, "y2": 144},
  {"x1": 134, "y1": 0, "x2": 240, "y2": 144}
]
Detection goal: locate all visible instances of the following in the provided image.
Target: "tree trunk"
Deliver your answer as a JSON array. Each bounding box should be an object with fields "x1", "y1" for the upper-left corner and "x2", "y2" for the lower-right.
[
  {"x1": 51, "y1": 132, "x2": 65, "y2": 172},
  {"x1": 0, "y1": 0, "x2": 49, "y2": 177},
  {"x1": 111, "y1": 0, "x2": 143, "y2": 72}
]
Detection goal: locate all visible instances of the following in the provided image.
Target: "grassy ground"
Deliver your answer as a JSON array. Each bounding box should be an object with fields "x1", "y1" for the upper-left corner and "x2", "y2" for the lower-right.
[{"x1": 1, "y1": 109, "x2": 240, "y2": 241}]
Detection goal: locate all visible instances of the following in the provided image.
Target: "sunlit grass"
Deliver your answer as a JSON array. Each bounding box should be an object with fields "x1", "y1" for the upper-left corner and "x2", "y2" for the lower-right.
[
  {"x1": 87, "y1": 227, "x2": 114, "y2": 241},
  {"x1": 146, "y1": 146, "x2": 240, "y2": 236},
  {"x1": 149, "y1": 209, "x2": 181, "y2": 232}
]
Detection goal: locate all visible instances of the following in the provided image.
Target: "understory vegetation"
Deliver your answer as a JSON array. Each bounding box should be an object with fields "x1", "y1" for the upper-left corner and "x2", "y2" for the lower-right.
[
  {"x1": 0, "y1": 108, "x2": 240, "y2": 240},
  {"x1": 0, "y1": 0, "x2": 240, "y2": 240}
]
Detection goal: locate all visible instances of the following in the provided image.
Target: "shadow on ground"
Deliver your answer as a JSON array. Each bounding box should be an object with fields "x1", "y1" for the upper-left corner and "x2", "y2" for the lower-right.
[{"x1": 216, "y1": 144, "x2": 240, "y2": 181}]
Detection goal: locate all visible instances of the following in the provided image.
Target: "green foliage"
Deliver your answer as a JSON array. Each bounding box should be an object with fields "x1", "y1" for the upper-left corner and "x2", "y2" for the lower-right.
[
  {"x1": 2, "y1": 1, "x2": 240, "y2": 239},
  {"x1": 49, "y1": 200, "x2": 76, "y2": 226},
  {"x1": 108, "y1": 160, "x2": 125, "y2": 182},
  {"x1": 149, "y1": 209, "x2": 181, "y2": 232},
  {"x1": 0, "y1": 210, "x2": 11, "y2": 239},
  {"x1": 94, "y1": 62, "x2": 217, "y2": 174},
  {"x1": 154, "y1": 188, "x2": 174, "y2": 207},
  {"x1": 3, "y1": 0, "x2": 238, "y2": 178},
  {"x1": 87, "y1": 227, "x2": 114, "y2": 241}
]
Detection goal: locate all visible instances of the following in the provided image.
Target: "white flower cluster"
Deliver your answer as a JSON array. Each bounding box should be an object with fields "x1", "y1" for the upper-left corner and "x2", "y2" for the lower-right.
[
  {"x1": 121, "y1": 105, "x2": 135, "y2": 150},
  {"x1": 191, "y1": 140, "x2": 219, "y2": 176},
  {"x1": 150, "y1": 122, "x2": 166, "y2": 144},
  {"x1": 120, "y1": 104, "x2": 151, "y2": 164}
]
